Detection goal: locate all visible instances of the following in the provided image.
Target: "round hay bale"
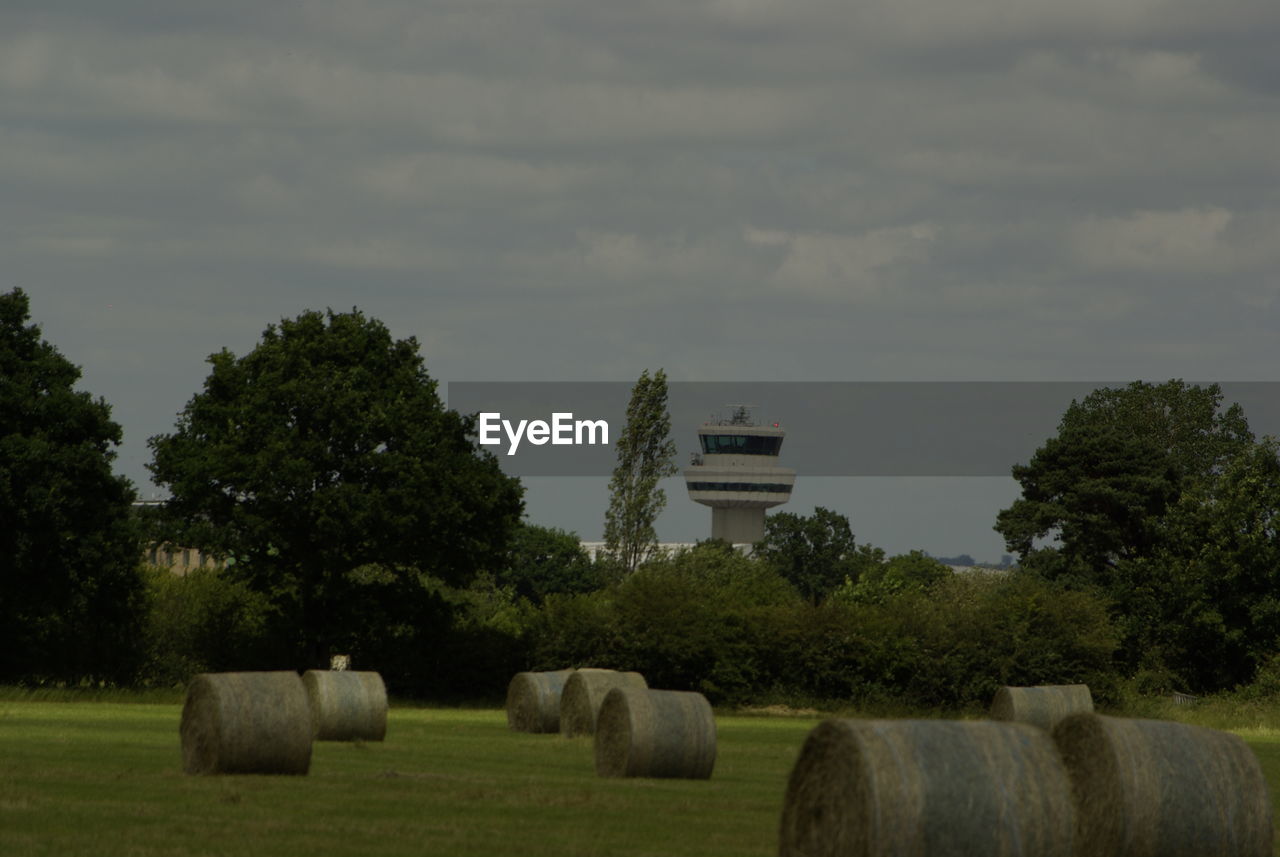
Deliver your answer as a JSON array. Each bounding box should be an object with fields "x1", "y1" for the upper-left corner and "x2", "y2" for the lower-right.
[
  {"x1": 595, "y1": 687, "x2": 716, "y2": 779},
  {"x1": 302, "y1": 670, "x2": 388, "y2": 741},
  {"x1": 180, "y1": 671, "x2": 312, "y2": 775},
  {"x1": 779, "y1": 719, "x2": 1075, "y2": 857},
  {"x1": 989, "y1": 684, "x2": 1094, "y2": 730},
  {"x1": 506, "y1": 669, "x2": 575, "y2": 733},
  {"x1": 1052, "y1": 713, "x2": 1273, "y2": 857},
  {"x1": 559, "y1": 669, "x2": 648, "y2": 737}
]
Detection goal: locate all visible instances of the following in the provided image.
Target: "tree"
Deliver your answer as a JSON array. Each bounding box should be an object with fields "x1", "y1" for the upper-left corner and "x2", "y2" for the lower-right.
[
  {"x1": 993, "y1": 379, "x2": 1280, "y2": 692},
  {"x1": 1116, "y1": 438, "x2": 1280, "y2": 691},
  {"x1": 996, "y1": 423, "x2": 1180, "y2": 587},
  {"x1": 0, "y1": 288, "x2": 145, "y2": 682},
  {"x1": 755, "y1": 506, "x2": 884, "y2": 605},
  {"x1": 497, "y1": 523, "x2": 600, "y2": 603},
  {"x1": 602, "y1": 369, "x2": 677, "y2": 574},
  {"x1": 996, "y1": 381, "x2": 1249, "y2": 585},
  {"x1": 1056, "y1": 380, "x2": 1252, "y2": 486},
  {"x1": 147, "y1": 307, "x2": 524, "y2": 669}
]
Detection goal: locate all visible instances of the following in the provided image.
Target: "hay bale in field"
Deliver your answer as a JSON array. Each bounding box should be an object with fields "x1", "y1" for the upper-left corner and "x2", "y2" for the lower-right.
[
  {"x1": 506, "y1": 669, "x2": 575, "y2": 733},
  {"x1": 989, "y1": 684, "x2": 1094, "y2": 730},
  {"x1": 595, "y1": 687, "x2": 716, "y2": 779},
  {"x1": 180, "y1": 671, "x2": 312, "y2": 775},
  {"x1": 778, "y1": 719, "x2": 1075, "y2": 857},
  {"x1": 302, "y1": 670, "x2": 388, "y2": 741},
  {"x1": 559, "y1": 669, "x2": 648, "y2": 737},
  {"x1": 1052, "y1": 713, "x2": 1272, "y2": 857}
]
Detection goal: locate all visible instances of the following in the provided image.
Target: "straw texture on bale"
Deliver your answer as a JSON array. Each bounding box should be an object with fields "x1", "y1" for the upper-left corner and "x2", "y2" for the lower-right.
[
  {"x1": 180, "y1": 671, "x2": 312, "y2": 775},
  {"x1": 559, "y1": 669, "x2": 648, "y2": 737},
  {"x1": 302, "y1": 670, "x2": 388, "y2": 741},
  {"x1": 989, "y1": 684, "x2": 1094, "y2": 731},
  {"x1": 779, "y1": 719, "x2": 1076, "y2": 857},
  {"x1": 595, "y1": 687, "x2": 716, "y2": 779},
  {"x1": 506, "y1": 669, "x2": 575, "y2": 733},
  {"x1": 1052, "y1": 713, "x2": 1272, "y2": 857}
]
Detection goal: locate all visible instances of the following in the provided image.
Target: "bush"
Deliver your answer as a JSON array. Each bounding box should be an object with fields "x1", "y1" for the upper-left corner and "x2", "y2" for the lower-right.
[
  {"x1": 430, "y1": 572, "x2": 534, "y2": 700},
  {"x1": 757, "y1": 600, "x2": 927, "y2": 705},
  {"x1": 140, "y1": 565, "x2": 279, "y2": 685},
  {"x1": 140, "y1": 541, "x2": 1122, "y2": 709},
  {"x1": 527, "y1": 591, "x2": 620, "y2": 672},
  {"x1": 906, "y1": 572, "x2": 1119, "y2": 707},
  {"x1": 522, "y1": 555, "x2": 1120, "y2": 710},
  {"x1": 523, "y1": 545, "x2": 800, "y2": 704},
  {"x1": 608, "y1": 546, "x2": 801, "y2": 702},
  {"x1": 832, "y1": 550, "x2": 951, "y2": 605}
]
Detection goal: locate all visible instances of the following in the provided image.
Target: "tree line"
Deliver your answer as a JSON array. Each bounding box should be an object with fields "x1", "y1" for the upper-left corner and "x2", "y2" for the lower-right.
[{"x1": 4, "y1": 287, "x2": 1279, "y2": 704}]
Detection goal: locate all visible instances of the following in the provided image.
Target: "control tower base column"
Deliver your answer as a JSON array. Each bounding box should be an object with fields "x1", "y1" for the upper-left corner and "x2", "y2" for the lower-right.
[{"x1": 711, "y1": 507, "x2": 767, "y2": 544}]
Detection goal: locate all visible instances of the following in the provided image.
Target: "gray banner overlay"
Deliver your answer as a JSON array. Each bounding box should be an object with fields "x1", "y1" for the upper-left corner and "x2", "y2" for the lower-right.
[{"x1": 445, "y1": 382, "x2": 1280, "y2": 477}]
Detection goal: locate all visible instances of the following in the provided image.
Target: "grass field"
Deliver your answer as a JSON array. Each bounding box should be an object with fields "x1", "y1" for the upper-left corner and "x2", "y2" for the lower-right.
[{"x1": 2, "y1": 698, "x2": 1279, "y2": 856}]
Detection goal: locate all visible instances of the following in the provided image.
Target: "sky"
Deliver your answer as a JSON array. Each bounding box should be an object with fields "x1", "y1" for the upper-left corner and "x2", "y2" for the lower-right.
[{"x1": 6, "y1": 1, "x2": 1279, "y2": 561}]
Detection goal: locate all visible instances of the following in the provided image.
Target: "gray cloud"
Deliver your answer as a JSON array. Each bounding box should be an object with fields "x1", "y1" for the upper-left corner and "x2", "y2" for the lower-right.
[{"x1": 5, "y1": 0, "x2": 1278, "y2": 559}]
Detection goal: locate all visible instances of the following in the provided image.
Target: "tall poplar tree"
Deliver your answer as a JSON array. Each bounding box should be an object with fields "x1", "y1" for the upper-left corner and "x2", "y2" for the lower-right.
[{"x1": 603, "y1": 369, "x2": 678, "y2": 574}]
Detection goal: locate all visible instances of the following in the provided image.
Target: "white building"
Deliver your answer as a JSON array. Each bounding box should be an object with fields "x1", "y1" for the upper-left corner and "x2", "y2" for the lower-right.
[{"x1": 683, "y1": 405, "x2": 795, "y2": 544}]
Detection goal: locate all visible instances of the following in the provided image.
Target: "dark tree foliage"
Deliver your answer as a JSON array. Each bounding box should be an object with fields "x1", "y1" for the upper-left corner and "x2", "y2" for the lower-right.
[
  {"x1": 497, "y1": 523, "x2": 599, "y2": 603},
  {"x1": 140, "y1": 565, "x2": 280, "y2": 684},
  {"x1": 147, "y1": 307, "x2": 523, "y2": 669},
  {"x1": 996, "y1": 423, "x2": 1180, "y2": 587},
  {"x1": 1116, "y1": 439, "x2": 1280, "y2": 691},
  {"x1": 755, "y1": 506, "x2": 884, "y2": 605},
  {"x1": 996, "y1": 381, "x2": 1250, "y2": 583},
  {"x1": 0, "y1": 288, "x2": 145, "y2": 682},
  {"x1": 1057, "y1": 380, "x2": 1252, "y2": 486},
  {"x1": 995, "y1": 380, "x2": 1280, "y2": 692}
]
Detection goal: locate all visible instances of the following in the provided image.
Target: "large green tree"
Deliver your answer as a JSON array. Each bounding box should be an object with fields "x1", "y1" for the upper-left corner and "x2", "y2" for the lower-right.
[
  {"x1": 755, "y1": 506, "x2": 884, "y2": 605},
  {"x1": 995, "y1": 380, "x2": 1280, "y2": 691},
  {"x1": 1114, "y1": 438, "x2": 1280, "y2": 690},
  {"x1": 996, "y1": 380, "x2": 1252, "y2": 585},
  {"x1": 995, "y1": 423, "x2": 1180, "y2": 587},
  {"x1": 0, "y1": 288, "x2": 145, "y2": 682},
  {"x1": 1057, "y1": 380, "x2": 1253, "y2": 485},
  {"x1": 602, "y1": 369, "x2": 678, "y2": 574},
  {"x1": 148, "y1": 307, "x2": 523, "y2": 668}
]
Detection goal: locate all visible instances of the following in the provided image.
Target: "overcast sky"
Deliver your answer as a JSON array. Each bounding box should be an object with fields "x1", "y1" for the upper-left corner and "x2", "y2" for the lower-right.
[{"x1": 7, "y1": 1, "x2": 1279, "y2": 561}]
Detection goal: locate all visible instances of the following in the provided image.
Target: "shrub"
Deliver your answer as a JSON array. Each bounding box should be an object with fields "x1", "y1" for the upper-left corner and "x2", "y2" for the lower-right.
[
  {"x1": 524, "y1": 551, "x2": 1119, "y2": 710},
  {"x1": 527, "y1": 591, "x2": 620, "y2": 672},
  {"x1": 140, "y1": 565, "x2": 279, "y2": 685},
  {"x1": 907, "y1": 573, "x2": 1119, "y2": 707}
]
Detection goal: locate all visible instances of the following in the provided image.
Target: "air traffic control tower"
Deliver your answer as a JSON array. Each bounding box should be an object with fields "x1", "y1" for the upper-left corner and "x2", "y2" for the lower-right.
[{"x1": 684, "y1": 405, "x2": 795, "y2": 544}]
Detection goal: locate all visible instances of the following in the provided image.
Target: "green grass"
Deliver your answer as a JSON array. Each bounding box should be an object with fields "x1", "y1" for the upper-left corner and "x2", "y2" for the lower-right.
[
  {"x1": 0, "y1": 685, "x2": 188, "y2": 704},
  {"x1": 2, "y1": 699, "x2": 1279, "y2": 856},
  {"x1": 0, "y1": 701, "x2": 819, "y2": 857}
]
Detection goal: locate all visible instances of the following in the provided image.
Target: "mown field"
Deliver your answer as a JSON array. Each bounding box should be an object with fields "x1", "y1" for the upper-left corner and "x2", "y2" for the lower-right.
[{"x1": 3, "y1": 697, "x2": 1280, "y2": 856}]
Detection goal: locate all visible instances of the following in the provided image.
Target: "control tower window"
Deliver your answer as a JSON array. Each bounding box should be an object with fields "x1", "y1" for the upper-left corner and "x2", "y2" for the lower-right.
[
  {"x1": 688, "y1": 482, "x2": 793, "y2": 493},
  {"x1": 700, "y1": 434, "x2": 783, "y2": 455}
]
